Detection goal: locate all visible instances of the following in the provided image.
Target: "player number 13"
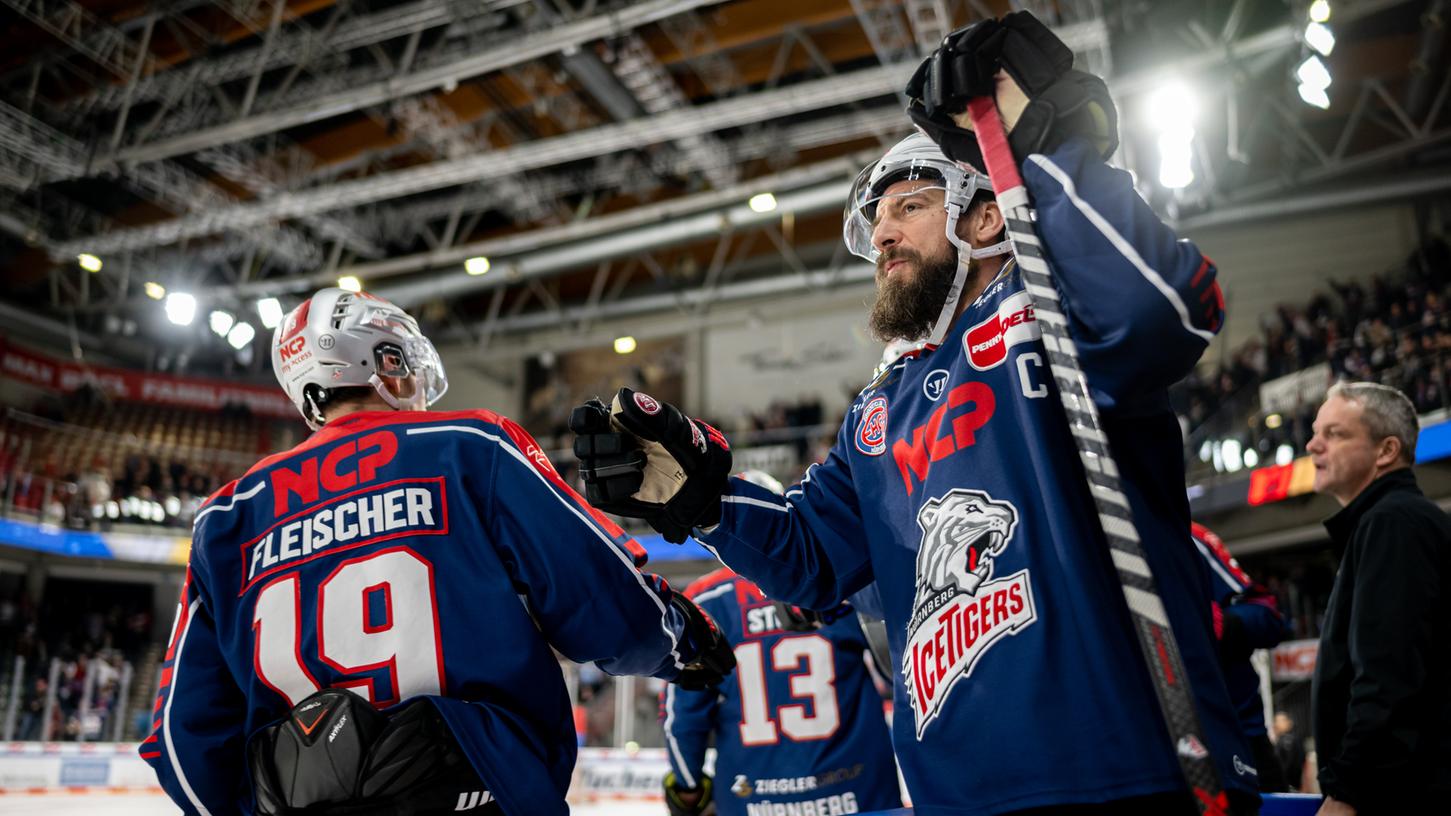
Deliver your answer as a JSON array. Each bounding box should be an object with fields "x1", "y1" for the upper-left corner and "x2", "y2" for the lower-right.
[{"x1": 736, "y1": 634, "x2": 840, "y2": 745}]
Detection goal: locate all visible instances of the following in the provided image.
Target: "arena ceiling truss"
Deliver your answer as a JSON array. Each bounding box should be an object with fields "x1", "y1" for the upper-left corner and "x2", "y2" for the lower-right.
[{"x1": 0, "y1": 0, "x2": 1447, "y2": 369}]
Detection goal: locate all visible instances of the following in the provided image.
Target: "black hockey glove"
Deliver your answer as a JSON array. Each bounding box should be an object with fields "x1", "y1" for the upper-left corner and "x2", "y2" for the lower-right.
[
  {"x1": 672, "y1": 593, "x2": 736, "y2": 691},
  {"x1": 905, "y1": 10, "x2": 1118, "y2": 169},
  {"x1": 771, "y1": 599, "x2": 855, "y2": 632},
  {"x1": 571, "y1": 388, "x2": 733, "y2": 544},
  {"x1": 663, "y1": 771, "x2": 717, "y2": 816}
]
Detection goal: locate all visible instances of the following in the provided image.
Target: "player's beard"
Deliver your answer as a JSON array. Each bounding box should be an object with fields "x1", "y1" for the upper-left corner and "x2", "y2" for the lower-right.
[{"x1": 868, "y1": 245, "x2": 969, "y2": 343}]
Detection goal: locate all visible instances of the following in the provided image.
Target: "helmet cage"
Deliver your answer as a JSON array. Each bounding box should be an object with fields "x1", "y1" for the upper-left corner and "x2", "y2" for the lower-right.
[{"x1": 843, "y1": 153, "x2": 988, "y2": 263}]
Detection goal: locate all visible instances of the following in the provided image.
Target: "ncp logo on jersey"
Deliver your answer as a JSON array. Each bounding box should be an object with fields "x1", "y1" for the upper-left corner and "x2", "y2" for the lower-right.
[
  {"x1": 923, "y1": 369, "x2": 950, "y2": 401},
  {"x1": 633, "y1": 392, "x2": 661, "y2": 414},
  {"x1": 856, "y1": 396, "x2": 888, "y2": 456}
]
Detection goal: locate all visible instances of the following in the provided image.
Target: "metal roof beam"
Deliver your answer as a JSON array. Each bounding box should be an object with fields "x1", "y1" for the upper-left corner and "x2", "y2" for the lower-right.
[
  {"x1": 60, "y1": 63, "x2": 913, "y2": 257},
  {"x1": 108, "y1": 0, "x2": 730, "y2": 165}
]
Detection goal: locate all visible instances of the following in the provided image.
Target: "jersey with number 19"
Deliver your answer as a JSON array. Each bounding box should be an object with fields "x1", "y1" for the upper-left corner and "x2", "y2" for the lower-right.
[
  {"x1": 140, "y1": 409, "x2": 701, "y2": 816},
  {"x1": 663, "y1": 568, "x2": 900, "y2": 816}
]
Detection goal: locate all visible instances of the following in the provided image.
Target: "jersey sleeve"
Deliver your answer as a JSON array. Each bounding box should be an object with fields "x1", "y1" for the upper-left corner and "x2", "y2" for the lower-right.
[
  {"x1": 140, "y1": 560, "x2": 250, "y2": 816},
  {"x1": 660, "y1": 586, "x2": 728, "y2": 788},
  {"x1": 1021, "y1": 138, "x2": 1224, "y2": 409},
  {"x1": 479, "y1": 418, "x2": 694, "y2": 680},
  {"x1": 700, "y1": 425, "x2": 873, "y2": 611}
]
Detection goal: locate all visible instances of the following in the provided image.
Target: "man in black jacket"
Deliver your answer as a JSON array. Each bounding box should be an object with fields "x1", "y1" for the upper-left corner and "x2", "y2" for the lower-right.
[{"x1": 1307, "y1": 381, "x2": 1451, "y2": 815}]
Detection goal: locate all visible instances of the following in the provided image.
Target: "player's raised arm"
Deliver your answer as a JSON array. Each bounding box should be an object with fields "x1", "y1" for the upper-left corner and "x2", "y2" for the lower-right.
[
  {"x1": 141, "y1": 553, "x2": 250, "y2": 816},
  {"x1": 479, "y1": 416, "x2": 731, "y2": 685},
  {"x1": 1017, "y1": 138, "x2": 1224, "y2": 406}
]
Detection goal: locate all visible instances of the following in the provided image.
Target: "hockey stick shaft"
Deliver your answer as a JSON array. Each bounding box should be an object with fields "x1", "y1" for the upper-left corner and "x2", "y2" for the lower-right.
[{"x1": 964, "y1": 96, "x2": 1228, "y2": 816}]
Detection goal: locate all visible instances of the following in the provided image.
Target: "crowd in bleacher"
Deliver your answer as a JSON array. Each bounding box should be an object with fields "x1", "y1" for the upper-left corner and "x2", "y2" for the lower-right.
[
  {"x1": 0, "y1": 387, "x2": 301, "y2": 530},
  {"x1": 1174, "y1": 237, "x2": 1451, "y2": 461},
  {"x1": 0, "y1": 576, "x2": 155, "y2": 742}
]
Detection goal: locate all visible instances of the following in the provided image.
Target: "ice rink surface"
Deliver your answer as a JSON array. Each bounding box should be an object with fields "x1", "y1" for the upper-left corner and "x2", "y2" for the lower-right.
[{"x1": 2, "y1": 792, "x2": 655, "y2": 814}]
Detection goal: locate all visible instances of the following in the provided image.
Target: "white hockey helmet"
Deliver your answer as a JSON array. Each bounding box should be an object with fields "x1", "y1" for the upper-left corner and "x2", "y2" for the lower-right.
[
  {"x1": 272, "y1": 288, "x2": 448, "y2": 429},
  {"x1": 843, "y1": 132, "x2": 1011, "y2": 346}
]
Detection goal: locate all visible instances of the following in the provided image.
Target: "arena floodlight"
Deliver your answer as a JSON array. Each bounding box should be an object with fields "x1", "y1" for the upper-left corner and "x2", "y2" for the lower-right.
[
  {"x1": 209, "y1": 310, "x2": 235, "y2": 337},
  {"x1": 165, "y1": 292, "x2": 197, "y2": 326},
  {"x1": 256, "y1": 297, "x2": 284, "y2": 329},
  {"x1": 1305, "y1": 21, "x2": 1335, "y2": 56},
  {"x1": 1297, "y1": 55, "x2": 1332, "y2": 90},
  {"x1": 144, "y1": 282, "x2": 166, "y2": 300},
  {"x1": 465, "y1": 256, "x2": 491, "y2": 276},
  {"x1": 1158, "y1": 136, "x2": 1195, "y2": 189},
  {"x1": 1243, "y1": 448, "x2": 1259, "y2": 468},
  {"x1": 338, "y1": 275, "x2": 362, "y2": 292},
  {"x1": 613, "y1": 335, "x2": 637, "y2": 354},
  {"x1": 748, "y1": 192, "x2": 778, "y2": 213},
  {"x1": 1143, "y1": 81, "x2": 1196, "y2": 133},
  {"x1": 77, "y1": 253, "x2": 103, "y2": 273},
  {"x1": 227, "y1": 321, "x2": 256, "y2": 349},
  {"x1": 1298, "y1": 82, "x2": 1331, "y2": 109},
  {"x1": 1310, "y1": 0, "x2": 1331, "y2": 23}
]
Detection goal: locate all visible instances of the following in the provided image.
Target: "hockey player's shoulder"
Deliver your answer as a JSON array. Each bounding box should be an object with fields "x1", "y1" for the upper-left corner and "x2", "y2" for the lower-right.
[{"x1": 684, "y1": 566, "x2": 739, "y2": 600}]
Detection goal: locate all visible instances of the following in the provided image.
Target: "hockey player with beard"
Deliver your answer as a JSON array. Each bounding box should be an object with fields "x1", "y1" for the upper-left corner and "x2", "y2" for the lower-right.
[
  {"x1": 140, "y1": 288, "x2": 733, "y2": 816},
  {"x1": 572, "y1": 13, "x2": 1258, "y2": 816}
]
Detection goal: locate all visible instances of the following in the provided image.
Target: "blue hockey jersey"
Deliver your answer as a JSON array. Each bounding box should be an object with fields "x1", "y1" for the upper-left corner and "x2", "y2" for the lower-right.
[
  {"x1": 662, "y1": 568, "x2": 900, "y2": 816},
  {"x1": 697, "y1": 138, "x2": 1259, "y2": 814},
  {"x1": 1193, "y1": 523, "x2": 1287, "y2": 740},
  {"x1": 141, "y1": 409, "x2": 704, "y2": 816}
]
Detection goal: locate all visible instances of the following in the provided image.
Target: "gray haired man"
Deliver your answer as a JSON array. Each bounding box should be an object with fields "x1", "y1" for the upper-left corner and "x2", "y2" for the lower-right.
[{"x1": 1307, "y1": 382, "x2": 1451, "y2": 815}]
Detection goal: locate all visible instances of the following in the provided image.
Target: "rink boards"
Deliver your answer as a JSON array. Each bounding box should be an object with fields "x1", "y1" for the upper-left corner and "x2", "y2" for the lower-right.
[{"x1": 0, "y1": 742, "x2": 1324, "y2": 814}]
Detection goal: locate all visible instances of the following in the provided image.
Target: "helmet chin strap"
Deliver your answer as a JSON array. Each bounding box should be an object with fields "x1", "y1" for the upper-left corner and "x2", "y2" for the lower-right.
[
  {"x1": 368, "y1": 373, "x2": 426, "y2": 413},
  {"x1": 924, "y1": 202, "x2": 1013, "y2": 348}
]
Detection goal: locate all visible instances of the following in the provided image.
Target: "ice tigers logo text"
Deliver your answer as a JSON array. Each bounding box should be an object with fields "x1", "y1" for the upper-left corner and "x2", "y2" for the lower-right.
[{"x1": 903, "y1": 489, "x2": 1037, "y2": 738}]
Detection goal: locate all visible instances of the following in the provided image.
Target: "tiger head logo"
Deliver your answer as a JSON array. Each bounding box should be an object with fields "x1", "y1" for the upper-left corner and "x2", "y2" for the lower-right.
[{"x1": 914, "y1": 489, "x2": 1019, "y2": 605}]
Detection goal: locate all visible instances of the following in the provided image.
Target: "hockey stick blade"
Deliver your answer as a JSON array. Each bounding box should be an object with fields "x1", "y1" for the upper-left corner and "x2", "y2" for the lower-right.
[{"x1": 963, "y1": 95, "x2": 1229, "y2": 816}]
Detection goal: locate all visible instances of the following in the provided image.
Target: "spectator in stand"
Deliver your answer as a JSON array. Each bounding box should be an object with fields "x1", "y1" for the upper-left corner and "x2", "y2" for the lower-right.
[
  {"x1": 1307, "y1": 382, "x2": 1451, "y2": 815},
  {"x1": 1273, "y1": 712, "x2": 1308, "y2": 793},
  {"x1": 17, "y1": 677, "x2": 48, "y2": 740}
]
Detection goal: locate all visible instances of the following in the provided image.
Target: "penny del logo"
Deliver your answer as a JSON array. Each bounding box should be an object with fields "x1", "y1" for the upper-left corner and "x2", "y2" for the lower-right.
[
  {"x1": 964, "y1": 290, "x2": 1040, "y2": 371},
  {"x1": 903, "y1": 488, "x2": 1038, "y2": 738}
]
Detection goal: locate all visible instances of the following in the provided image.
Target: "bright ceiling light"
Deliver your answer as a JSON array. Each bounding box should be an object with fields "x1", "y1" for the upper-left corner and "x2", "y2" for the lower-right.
[
  {"x1": 1264, "y1": 413, "x2": 1283, "y2": 429},
  {"x1": 164, "y1": 292, "x2": 197, "y2": 326},
  {"x1": 1298, "y1": 82, "x2": 1331, "y2": 109},
  {"x1": 613, "y1": 335, "x2": 637, "y2": 354},
  {"x1": 1144, "y1": 81, "x2": 1197, "y2": 132},
  {"x1": 748, "y1": 192, "x2": 778, "y2": 213},
  {"x1": 256, "y1": 297, "x2": 284, "y2": 329},
  {"x1": 77, "y1": 253, "x2": 102, "y2": 273},
  {"x1": 1305, "y1": 21, "x2": 1335, "y2": 56},
  {"x1": 1309, "y1": 0, "x2": 1331, "y2": 23},
  {"x1": 1158, "y1": 137, "x2": 1195, "y2": 189},
  {"x1": 465, "y1": 256, "x2": 491, "y2": 276},
  {"x1": 1296, "y1": 55, "x2": 1332, "y2": 90},
  {"x1": 144, "y1": 282, "x2": 166, "y2": 300},
  {"x1": 337, "y1": 275, "x2": 362, "y2": 292},
  {"x1": 227, "y1": 321, "x2": 256, "y2": 350},
  {"x1": 209, "y1": 310, "x2": 235, "y2": 337}
]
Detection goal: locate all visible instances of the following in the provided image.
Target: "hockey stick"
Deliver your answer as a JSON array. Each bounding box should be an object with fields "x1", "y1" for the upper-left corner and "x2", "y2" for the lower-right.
[{"x1": 963, "y1": 96, "x2": 1229, "y2": 816}]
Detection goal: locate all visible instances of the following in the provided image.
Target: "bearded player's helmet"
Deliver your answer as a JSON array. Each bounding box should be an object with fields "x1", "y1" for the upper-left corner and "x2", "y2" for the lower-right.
[
  {"x1": 842, "y1": 132, "x2": 1012, "y2": 346},
  {"x1": 272, "y1": 288, "x2": 448, "y2": 430}
]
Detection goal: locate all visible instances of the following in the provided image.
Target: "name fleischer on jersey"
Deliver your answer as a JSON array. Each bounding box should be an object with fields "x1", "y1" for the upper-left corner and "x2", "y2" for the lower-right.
[{"x1": 240, "y1": 476, "x2": 449, "y2": 592}]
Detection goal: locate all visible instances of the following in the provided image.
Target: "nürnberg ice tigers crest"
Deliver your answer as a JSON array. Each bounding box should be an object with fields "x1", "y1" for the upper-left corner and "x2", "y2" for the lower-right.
[{"x1": 903, "y1": 489, "x2": 1037, "y2": 738}]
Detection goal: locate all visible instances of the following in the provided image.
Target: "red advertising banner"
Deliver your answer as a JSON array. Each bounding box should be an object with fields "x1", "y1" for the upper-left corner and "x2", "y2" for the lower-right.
[
  {"x1": 1271, "y1": 638, "x2": 1320, "y2": 681},
  {"x1": 0, "y1": 340, "x2": 297, "y2": 419}
]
